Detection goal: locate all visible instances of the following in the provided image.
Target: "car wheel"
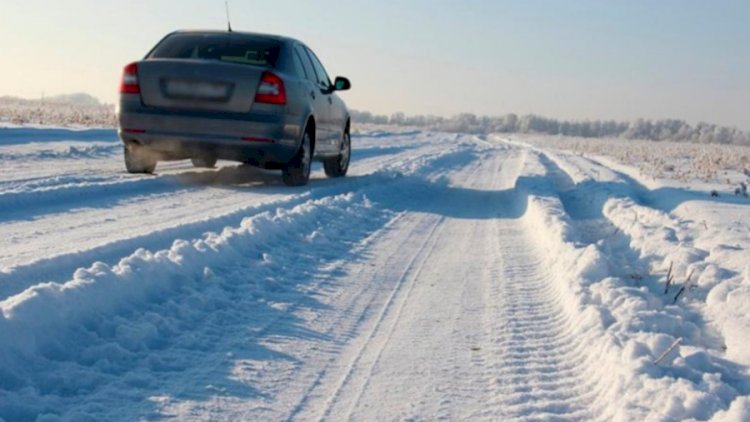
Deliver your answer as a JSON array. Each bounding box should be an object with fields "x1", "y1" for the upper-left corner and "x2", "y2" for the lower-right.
[
  {"x1": 191, "y1": 157, "x2": 217, "y2": 168},
  {"x1": 323, "y1": 131, "x2": 351, "y2": 178},
  {"x1": 282, "y1": 131, "x2": 312, "y2": 186},
  {"x1": 124, "y1": 145, "x2": 157, "y2": 174}
]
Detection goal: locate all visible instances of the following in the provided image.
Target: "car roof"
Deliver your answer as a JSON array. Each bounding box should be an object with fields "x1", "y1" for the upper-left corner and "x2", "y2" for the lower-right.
[{"x1": 170, "y1": 29, "x2": 303, "y2": 46}]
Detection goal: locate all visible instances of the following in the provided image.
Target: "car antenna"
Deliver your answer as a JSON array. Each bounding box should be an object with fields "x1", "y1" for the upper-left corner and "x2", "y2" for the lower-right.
[{"x1": 225, "y1": 0, "x2": 233, "y2": 32}]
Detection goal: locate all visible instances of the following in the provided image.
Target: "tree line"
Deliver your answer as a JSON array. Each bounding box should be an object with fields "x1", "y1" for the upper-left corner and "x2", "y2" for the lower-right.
[{"x1": 351, "y1": 110, "x2": 750, "y2": 145}]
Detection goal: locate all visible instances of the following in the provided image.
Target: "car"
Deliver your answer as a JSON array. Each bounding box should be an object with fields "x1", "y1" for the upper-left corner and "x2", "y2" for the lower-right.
[{"x1": 116, "y1": 30, "x2": 352, "y2": 186}]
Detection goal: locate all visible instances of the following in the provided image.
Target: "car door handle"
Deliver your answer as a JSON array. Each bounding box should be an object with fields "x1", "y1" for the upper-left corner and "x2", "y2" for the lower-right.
[
  {"x1": 310, "y1": 91, "x2": 316, "y2": 99},
  {"x1": 327, "y1": 97, "x2": 333, "y2": 104}
]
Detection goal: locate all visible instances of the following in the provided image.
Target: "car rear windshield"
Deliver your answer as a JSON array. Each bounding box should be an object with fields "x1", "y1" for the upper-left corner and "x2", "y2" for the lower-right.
[{"x1": 149, "y1": 33, "x2": 281, "y2": 67}]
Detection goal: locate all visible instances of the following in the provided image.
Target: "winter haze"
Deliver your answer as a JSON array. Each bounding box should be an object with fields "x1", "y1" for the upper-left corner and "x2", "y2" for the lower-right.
[{"x1": 0, "y1": 0, "x2": 749, "y2": 128}]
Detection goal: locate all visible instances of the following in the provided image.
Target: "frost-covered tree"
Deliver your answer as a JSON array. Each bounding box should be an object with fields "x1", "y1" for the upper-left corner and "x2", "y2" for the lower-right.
[{"x1": 351, "y1": 109, "x2": 750, "y2": 145}]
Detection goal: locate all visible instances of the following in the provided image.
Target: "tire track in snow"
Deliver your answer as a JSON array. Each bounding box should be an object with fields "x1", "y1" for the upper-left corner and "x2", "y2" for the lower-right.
[
  {"x1": 0, "y1": 136, "x2": 455, "y2": 226},
  {"x1": 287, "y1": 146, "x2": 604, "y2": 421},
  {"x1": 140, "y1": 203, "x2": 406, "y2": 422},
  {"x1": 312, "y1": 215, "x2": 446, "y2": 422},
  {"x1": 197, "y1": 146, "x2": 505, "y2": 421},
  {"x1": 0, "y1": 161, "x2": 343, "y2": 223},
  {"x1": 0, "y1": 133, "x2": 434, "y2": 216},
  {"x1": 298, "y1": 148, "x2": 510, "y2": 421},
  {"x1": 0, "y1": 142, "x2": 472, "y2": 298},
  {"x1": 425, "y1": 147, "x2": 518, "y2": 421},
  {"x1": 193, "y1": 144, "x2": 495, "y2": 420},
  {"x1": 487, "y1": 227, "x2": 598, "y2": 420},
  {"x1": 276, "y1": 213, "x2": 444, "y2": 422},
  {"x1": 74, "y1": 141, "x2": 483, "y2": 420}
]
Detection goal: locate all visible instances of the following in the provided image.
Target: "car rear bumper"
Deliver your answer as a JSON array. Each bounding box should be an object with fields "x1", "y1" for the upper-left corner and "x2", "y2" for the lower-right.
[{"x1": 117, "y1": 95, "x2": 302, "y2": 165}]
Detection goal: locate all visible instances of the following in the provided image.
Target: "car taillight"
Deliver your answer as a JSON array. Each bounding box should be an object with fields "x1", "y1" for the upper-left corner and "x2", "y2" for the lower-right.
[
  {"x1": 254, "y1": 71, "x2": 286, "y2": 105},
  {"x1": 120, "y1": 62, "x2": 140, "y2": 94}
]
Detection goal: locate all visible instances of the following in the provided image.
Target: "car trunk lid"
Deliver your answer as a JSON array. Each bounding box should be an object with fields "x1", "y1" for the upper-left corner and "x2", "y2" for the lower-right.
[{"x1": 137, "y1": 59, "x2": 265, "y2": 113}]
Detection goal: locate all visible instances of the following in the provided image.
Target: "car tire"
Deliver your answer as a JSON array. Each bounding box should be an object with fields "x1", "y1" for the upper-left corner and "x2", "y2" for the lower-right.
[
  {"x1": 282, "y1": 131, "x2": 312, "y2": 186},
  {"x1": 323, "y1": 131, "x2": 351, "y2": 178},
  {"x1": 191, "y1": 157, "x2": 217, "y2": 168},
  {"x1": 124, "y1": 145, "x2": 157, "y2": 174}
]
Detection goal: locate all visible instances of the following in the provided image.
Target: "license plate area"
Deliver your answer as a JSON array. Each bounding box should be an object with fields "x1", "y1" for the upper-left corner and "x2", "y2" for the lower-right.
[{"x1": 162, "y1": 79, "x2": 233, "y2": 101}]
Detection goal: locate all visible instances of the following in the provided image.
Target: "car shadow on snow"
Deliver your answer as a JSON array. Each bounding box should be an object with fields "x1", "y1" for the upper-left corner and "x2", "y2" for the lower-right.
[
  {"x1": 169, "y1": 163, "x2": 287, "y2": 188},
  {"x1": 361, "y1": 175, "x2": 529, "y2": 220},
  {"x1": 0, "y1": 163, "x2": 336, "y2": 223},
  {"x1": 176, "y1": 156, "x2": 749, "y2": 219}
]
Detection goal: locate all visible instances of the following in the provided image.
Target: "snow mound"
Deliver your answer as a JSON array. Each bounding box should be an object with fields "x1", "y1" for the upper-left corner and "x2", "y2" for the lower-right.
[{"x1": 516, "y1": 150, "x2": 749, "y2": 420}]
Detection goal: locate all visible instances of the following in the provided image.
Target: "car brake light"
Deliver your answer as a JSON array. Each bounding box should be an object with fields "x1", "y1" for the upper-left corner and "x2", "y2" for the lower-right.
[
  {"x1": 120, "y1": 62, "x2": 140, "y2": 94},
  {"x1": 255, "y1": 71, "x2": 286, "y2": 105}
]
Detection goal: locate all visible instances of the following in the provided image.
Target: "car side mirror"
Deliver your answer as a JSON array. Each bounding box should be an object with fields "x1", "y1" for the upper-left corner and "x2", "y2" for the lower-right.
[{"x1": 334, "y1": 76, "x2": 351, "y2": 91}]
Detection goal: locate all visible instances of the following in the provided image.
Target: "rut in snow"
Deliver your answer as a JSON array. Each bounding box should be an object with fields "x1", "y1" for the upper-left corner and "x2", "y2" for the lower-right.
[
  {"x1": 487, "y1": 224, "x2": 604, "y2": 420},
  {"x1": 288, "y1": 148, "x2": 608, "y2": 421}
]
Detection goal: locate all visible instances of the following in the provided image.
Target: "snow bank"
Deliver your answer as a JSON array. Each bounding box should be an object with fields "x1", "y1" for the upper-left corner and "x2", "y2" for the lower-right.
[
  {"x1": 604, "y1": 199, "x2": 750, "y2": 365},
  {"x1": 517, "y1": 151, "x2": 749, "y2": 420},
  {"x1": 0, "y1": 192, "x2": 379, "y2": 354},
  {"x1": 0, "y1": 191, "x2": 394, "y2": 420}
]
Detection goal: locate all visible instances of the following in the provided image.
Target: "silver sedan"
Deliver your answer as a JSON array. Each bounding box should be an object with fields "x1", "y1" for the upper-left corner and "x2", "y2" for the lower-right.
[{"x1": 117, "y1": 30, "x2": 352, "y2": 186}]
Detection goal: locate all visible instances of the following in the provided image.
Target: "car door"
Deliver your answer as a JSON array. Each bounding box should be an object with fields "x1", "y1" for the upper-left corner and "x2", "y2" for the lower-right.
[
  {"x1": 303, "y1": 46, "x2": 339, "y2": 153},
  {"x1": 293, "y1": 44, "x2": 333, "y2": 154},
  {"x1": 328, "y1": 94, "x2": 348, "y2": 142}
]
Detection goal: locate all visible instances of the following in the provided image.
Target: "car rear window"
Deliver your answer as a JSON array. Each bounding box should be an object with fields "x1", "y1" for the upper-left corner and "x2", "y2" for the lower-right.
[{"x1": 149, "y1": 33, "x2": 281, "y2": 67}]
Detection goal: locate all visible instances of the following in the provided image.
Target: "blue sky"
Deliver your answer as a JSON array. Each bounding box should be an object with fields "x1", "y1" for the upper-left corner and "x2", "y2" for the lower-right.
[{"x1": 1, "y1": 0, "x2": 748, "y2": 128}]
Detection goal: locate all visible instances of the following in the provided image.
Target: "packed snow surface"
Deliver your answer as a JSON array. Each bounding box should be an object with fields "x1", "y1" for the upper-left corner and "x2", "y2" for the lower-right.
[{"x1": 0, "y1": 126, "x2": 749, "y2": 421}]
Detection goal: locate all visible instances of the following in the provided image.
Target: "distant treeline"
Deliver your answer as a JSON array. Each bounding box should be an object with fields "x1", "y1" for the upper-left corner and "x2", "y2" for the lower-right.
[
  {"x1": 0, "y1": 95, "x2": 115, "y2": 127},
  {"x1": 351, "y1": 110, "x2": 750, "y2": 145}
]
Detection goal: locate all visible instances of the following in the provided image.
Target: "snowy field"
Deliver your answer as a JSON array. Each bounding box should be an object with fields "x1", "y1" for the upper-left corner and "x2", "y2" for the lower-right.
[
  {"x1": 516, "y1": 134, "x2": 750, "y2": 188},
  {"x1": 1, "y1": 126, "x2": 749, "y2": 421}
]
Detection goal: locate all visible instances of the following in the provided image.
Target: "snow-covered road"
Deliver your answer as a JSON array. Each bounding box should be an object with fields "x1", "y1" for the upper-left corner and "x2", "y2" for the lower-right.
[{"x1": 1, "y1": 126, "x2": 749, "y2": 421}]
